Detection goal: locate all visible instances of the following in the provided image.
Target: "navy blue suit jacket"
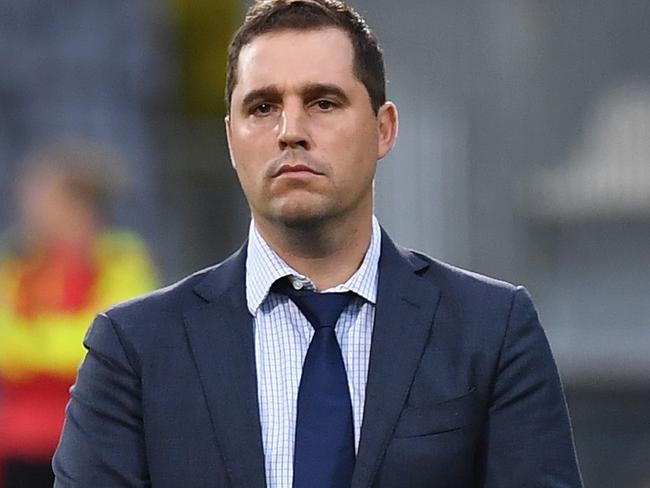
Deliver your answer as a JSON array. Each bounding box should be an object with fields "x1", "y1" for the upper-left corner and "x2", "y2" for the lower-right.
[{"x1": 53, "y1": 231, "x2": 582, "y2": 487}]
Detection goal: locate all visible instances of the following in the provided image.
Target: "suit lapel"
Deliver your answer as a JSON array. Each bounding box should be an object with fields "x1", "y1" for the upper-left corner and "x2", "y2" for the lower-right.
[
  {"x1": 180, "y1": 232, "x2": 440, "y2": 488},
  {"x1": 352, "y1": 232, "x2": 441, "y2": 488},
  {"x1": 184, "y1": 247, "x2": 266, "y2": 488}
]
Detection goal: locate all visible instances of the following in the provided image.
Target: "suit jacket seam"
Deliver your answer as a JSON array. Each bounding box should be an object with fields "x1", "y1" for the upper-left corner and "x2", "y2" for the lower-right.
[
  {"x1": 489, "y1": 286, "x2": 520, "y2": 403},
  {"x1": 102, "y1": 311, "x2": 142, "y2": 376}
]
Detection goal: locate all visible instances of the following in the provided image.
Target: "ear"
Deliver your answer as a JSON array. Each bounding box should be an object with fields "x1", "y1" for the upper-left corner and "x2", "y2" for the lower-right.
[
  {"x1": 225, "y1": 115, "x2": 237, "y2": 170},
  {"x1": 376, "y1": 102, "x2": 398, "y2": 160}
]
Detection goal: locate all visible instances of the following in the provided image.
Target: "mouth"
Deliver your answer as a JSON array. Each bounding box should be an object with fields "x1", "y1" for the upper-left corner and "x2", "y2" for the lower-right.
[{"x1": 274, "y1": 163, "x2": 323, "y2": 177}]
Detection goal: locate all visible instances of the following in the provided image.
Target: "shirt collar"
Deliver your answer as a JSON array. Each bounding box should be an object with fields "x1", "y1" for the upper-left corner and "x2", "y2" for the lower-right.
[{"x1": 245, "y1": 216, "x2": 381, "y2": 316}]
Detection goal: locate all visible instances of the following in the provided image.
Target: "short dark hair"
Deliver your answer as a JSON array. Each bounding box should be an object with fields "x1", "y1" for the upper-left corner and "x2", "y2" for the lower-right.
[{"x1": 226, "y1": 0, "x2": 386, "y2": 114}]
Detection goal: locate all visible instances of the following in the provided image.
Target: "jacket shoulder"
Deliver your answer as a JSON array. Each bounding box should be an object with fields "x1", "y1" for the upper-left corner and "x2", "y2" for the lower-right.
[
  {"x1": 104, "y1": 245, "x2": 245, "y2": 329},
  {"x1": 403, "y1": 248, "x2": 531, "y2": 321},
  {"x1": 409, "y1": 249, "x2": 518, "y2": 294}
]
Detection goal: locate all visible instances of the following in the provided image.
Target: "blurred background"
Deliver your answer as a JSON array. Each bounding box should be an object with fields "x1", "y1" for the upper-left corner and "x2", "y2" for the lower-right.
[{"x1": 0, "y1": 0, "x2": 648, "y2": 486}]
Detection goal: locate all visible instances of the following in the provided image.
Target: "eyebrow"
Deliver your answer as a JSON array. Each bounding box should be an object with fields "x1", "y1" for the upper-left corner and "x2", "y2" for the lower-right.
[
  {"x1": 241, "y1": 85, "x2": 282, "y2": 110},
  {"x1": 301, "y1": 83, "x2": 350, "y2": 105},
  {"x1": 240, "y1": 83, "x2": 350, "y2": 110}
]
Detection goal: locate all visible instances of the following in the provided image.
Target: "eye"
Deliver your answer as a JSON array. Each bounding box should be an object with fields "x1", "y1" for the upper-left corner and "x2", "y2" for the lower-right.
[
  {"x1": 252, "y1": 103, "x2": 275, "y2": 116},
  {"x1": 314, "y1": 99, "x2": 336, "y2": 111}
]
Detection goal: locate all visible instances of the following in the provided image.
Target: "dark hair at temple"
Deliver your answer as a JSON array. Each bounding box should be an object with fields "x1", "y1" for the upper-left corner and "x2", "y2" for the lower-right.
[{"x1": 226, "y1": 0, "x2": 386, "y2": 114}]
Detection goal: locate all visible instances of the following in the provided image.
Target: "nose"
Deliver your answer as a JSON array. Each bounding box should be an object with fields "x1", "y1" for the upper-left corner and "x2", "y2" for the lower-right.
[{"x1": 277, "y1": 104, "x2": 311, "y2": 151}]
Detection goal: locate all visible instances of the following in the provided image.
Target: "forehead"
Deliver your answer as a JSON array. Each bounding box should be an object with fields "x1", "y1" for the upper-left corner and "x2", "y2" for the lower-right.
[{"x1": 234, "y1": 28, "x2": 357, "y2": 96}]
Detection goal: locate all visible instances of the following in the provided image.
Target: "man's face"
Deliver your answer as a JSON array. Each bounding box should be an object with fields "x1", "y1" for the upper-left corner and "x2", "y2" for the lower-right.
[{"x1": 226, "y1": 28, "x2": 397, "y2": 229}]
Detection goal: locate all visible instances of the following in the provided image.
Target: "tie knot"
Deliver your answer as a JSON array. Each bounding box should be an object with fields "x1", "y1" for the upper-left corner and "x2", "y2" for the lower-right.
[{"x1": 273, "y1": 278, "x2": 351, "y2": 329}]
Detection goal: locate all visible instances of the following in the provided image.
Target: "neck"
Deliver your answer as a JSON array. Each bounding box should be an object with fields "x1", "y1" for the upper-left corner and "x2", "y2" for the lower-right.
[{"x1": 254, "y1": 213, "x2": 373, "y2": 291}]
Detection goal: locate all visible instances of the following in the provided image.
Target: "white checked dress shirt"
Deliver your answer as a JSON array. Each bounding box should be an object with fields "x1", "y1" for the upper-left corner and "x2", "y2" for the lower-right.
[{"x1": 246, "y1": 217, "x2": 381, "y2": 488}]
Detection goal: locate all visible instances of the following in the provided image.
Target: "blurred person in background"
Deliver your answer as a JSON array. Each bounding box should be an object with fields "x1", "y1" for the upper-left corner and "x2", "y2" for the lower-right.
[{"x1": 0, "y1": 140, "x2": 158, "y2": 487}]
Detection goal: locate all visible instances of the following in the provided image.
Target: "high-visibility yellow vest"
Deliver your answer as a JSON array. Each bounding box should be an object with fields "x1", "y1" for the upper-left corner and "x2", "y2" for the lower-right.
[{"x1": 0, "y1": 230, "x2": 158, "y2": 381}]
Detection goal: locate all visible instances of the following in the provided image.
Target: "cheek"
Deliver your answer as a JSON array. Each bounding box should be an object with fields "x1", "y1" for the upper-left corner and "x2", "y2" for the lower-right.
[
  {"x1": 234, "y1": 161, "x2": 260, "y2": 199},
  {"x1": 325, "y1": 120, "x2": 377, "y2": 168},
  {"x1": 230, "y1": 144, "x2": 269, "y2": 203},
  {"x1": 230, "y1": 121, "x2": 279, "y2": 163}
]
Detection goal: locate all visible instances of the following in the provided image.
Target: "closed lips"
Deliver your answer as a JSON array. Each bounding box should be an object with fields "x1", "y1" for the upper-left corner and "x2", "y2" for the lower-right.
[{"x1": 275, "y1": 164, "x2": 322, "y2": 176}]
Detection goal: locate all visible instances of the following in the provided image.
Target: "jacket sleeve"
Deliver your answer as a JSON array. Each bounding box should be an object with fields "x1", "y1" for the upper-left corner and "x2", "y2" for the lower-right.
[
  {"x1": 52, "y1": 313, "x2": 151, "y2": 487},
  {"x1": 476, "y1": 286, "x2": 583, "y2": 487}
]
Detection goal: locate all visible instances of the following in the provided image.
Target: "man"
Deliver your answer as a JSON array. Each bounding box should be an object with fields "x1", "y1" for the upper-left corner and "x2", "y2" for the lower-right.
[{"x1": 53, "y1": 1, "x2": 583, "y2": 486}]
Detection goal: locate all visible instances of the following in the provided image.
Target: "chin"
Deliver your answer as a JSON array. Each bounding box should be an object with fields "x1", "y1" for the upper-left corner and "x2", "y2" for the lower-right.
[
  {"x1": 277, "y1": 212, "x2": 329, "y2": 230},
  {"x1": 269, "y1": 200, "x2": 335, "y2": 230}
]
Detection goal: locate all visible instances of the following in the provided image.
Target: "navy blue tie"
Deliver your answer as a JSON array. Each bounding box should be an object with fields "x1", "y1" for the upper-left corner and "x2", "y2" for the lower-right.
[{"x1": 275, "y1": 278, "x2": 355, "y2": 488}]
